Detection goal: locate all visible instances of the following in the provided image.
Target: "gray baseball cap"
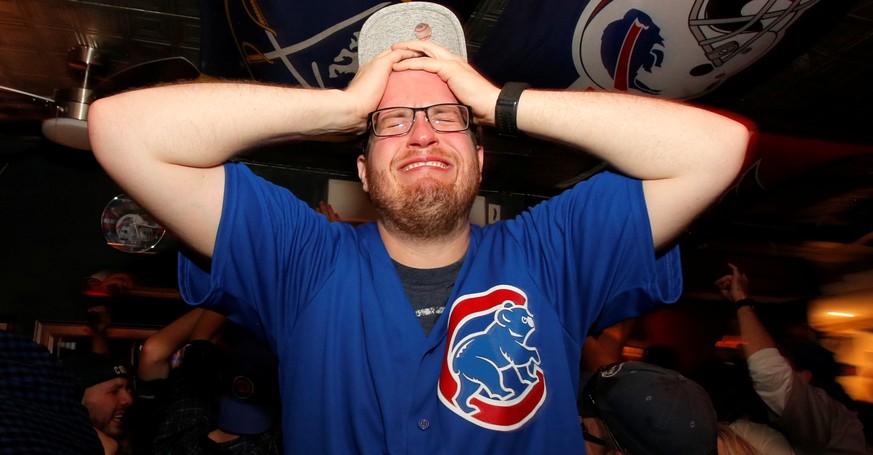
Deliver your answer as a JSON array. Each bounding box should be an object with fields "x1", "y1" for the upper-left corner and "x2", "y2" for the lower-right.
[{"x1": 358, "y1": 2, "x2": 467, "y2": 65}]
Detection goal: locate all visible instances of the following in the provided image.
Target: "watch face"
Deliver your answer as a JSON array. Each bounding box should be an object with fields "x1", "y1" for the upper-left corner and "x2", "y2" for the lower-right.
[{"x1": 101, "y1": 194, "x2": 166, "y2": 253}]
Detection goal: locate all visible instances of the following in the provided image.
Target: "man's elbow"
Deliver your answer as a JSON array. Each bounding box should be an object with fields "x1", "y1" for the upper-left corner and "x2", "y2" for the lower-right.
[
  {"x1": 87, "y1": 97, "x2": 121, "y2": 160},
  {"x1": 716, "y1": 114, "x2": 756, "y2": 182},
  {"x1": 88, "y1": 99, "x2": 106, "y2": 151}
]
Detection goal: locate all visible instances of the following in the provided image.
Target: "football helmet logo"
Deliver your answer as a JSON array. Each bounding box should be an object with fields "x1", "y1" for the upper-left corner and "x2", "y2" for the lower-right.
[{"x1": 572, "y1": 0, "x2": 821, "y2": 98}]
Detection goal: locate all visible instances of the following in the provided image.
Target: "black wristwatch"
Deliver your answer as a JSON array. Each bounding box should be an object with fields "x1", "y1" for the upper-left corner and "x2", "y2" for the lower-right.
[
  {"x1": 734, "y1": 298, "x2": 755, "y2": 311},
  {"x1": 495, "y1": 82, "x2": 530, "y2": 137}
]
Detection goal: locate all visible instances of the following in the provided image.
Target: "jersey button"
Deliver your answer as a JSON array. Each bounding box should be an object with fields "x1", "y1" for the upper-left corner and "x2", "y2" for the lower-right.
[{"x1": 417, "y1": 418, "x2": 430, "y2": 430}]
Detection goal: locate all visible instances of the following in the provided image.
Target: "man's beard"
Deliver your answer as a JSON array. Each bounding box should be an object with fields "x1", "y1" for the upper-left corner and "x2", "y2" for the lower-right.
[{"x1": 365, "y1": 155, "x2": 480, "y2": 241}]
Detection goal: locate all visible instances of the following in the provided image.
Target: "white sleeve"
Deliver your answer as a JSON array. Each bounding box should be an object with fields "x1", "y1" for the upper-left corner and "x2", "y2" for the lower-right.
[
  {"x1": 729, "y1": 419, "x2": 796, "y2": 455},
  {"x1": 747, "y1": 347, "x2": 794, "y2": 415}
]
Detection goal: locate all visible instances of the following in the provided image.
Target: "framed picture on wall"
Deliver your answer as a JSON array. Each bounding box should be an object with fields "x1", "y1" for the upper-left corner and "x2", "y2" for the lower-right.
[{"x1": 33, "y1": 321, "x2": 159, "y2": 366}]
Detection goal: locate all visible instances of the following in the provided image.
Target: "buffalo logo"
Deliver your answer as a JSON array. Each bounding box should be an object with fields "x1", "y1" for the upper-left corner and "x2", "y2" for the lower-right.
[
  {"x1": 601, "y1": 10, "x2": 664, "y2": 95},
  {"x1": 571, "y1": 0, "x2": 821, "y2": 99},
  {"x1": 439, "y1": 285, "x2": 545, "y2": 431}
]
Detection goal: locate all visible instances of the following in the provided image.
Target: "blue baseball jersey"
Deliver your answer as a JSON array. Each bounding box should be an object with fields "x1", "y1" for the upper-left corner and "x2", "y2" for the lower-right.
[{"x1": 179, "y1": 162, "x2": 682, "y2": 454}]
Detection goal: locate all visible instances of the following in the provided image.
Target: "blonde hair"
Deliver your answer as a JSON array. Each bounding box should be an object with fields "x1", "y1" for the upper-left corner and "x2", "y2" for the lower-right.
[{"x1": 717, "y1": 423, "x2": 762, "y2": 455}]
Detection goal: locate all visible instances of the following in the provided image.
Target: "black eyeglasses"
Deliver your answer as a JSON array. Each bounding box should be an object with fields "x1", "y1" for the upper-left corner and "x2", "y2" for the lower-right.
[{"x1": 367, "y1": 103, "x2": 472, "y2": 137}]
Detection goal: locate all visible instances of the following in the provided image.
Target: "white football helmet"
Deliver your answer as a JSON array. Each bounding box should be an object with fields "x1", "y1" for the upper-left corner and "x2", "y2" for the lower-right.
[{"x1": 571, "y1": 0, "x2": 821, "y2": 99}]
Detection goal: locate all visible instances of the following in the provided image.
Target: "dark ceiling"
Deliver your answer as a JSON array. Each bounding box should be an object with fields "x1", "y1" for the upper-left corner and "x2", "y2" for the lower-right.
[{"x1": 0, "y1": 0, "x2": 871, "y2": 307}]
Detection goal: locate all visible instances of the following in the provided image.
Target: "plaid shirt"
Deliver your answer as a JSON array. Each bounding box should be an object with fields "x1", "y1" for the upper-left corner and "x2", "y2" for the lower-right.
[
  {"x1": 149, "y1": 341, "x2": 281, "y2": 455},
  {"x1": 0, "y1": 330, "x2": 103, "y2": 454}
]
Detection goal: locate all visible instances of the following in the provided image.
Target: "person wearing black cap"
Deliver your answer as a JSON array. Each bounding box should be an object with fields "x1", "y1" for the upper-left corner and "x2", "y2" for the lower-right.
[
  {"x1": 579, "y1": 361, "x2": 719, "y2": 454},
  {"x1": 62, "y1": 351, "x2": 134, "y2": 454}
]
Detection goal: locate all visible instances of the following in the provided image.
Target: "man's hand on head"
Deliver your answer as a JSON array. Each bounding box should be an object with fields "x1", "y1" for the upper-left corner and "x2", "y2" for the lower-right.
[
  {"x1": 346, "y1": 47, "x2": 425, "y2": 131},
  {"x1": 390, "y1": 40, "x2": 501, "y2": 127}
]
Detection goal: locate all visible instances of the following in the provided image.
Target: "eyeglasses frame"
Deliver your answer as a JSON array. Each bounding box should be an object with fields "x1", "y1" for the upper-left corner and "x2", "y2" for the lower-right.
[{"x1": 367, "y1": 103, "x2": 473, "y2": 138}]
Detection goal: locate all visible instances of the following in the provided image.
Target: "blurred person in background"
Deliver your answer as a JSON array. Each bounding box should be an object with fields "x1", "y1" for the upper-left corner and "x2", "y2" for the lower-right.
[
  {"x1": 716, "y1": 263, "x2": 871, "y2": 454},
  {"x1": 137, "y1": 308, "x2": 281, "y2": 455}
]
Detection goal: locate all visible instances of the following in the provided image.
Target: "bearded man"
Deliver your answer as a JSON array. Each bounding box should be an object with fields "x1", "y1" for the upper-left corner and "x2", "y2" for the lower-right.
[{"x1": 87, "y1": 3, "x2": 749, "y2": 453}]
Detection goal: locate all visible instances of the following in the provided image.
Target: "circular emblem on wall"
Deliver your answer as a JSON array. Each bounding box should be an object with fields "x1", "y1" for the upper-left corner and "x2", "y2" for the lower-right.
[{"x1": 101, "y1": 194, "x2": 166, "y2": 253}]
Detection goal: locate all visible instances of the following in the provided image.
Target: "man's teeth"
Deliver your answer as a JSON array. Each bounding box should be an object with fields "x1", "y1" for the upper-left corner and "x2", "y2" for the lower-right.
[{"x1": 402, "y1": 161, "x2": 448, "y2": 171}]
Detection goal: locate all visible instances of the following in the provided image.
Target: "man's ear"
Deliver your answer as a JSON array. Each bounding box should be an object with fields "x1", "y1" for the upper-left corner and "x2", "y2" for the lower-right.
[
  {"x1": 357, "y1": 155, "x2": 369, "y2": 192},
  {"x1": 477, "y1": 144, "x2": 484, "y2": 180}
]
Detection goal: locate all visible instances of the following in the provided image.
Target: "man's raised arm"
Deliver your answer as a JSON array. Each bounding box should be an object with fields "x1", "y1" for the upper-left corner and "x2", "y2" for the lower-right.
[
  {"x1": 88, "y1": 48, "x2": 419, "y2": 257},
  {"x1": 516, "y1": 90, "x2": 750, "y2": 249},
  {"x1": 392, "y1": 41, "x2": 751, "y2": 250}
]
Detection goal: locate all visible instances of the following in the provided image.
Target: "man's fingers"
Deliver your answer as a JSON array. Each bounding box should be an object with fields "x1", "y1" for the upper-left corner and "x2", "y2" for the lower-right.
[
  {"x1": 317, "y1": 201, "x2": 342, "y2": 222},
  {"x1": 366, "y1": 47, "x2": 427, "y2": 69},
  {"x1": 391, "y1": 40, "x2": 462, "y2": 61}
]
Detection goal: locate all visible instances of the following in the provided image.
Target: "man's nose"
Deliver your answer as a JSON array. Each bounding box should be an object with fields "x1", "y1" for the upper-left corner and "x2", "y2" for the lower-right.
[
  {"x1": 119, "y1": 388, "x2": 134, "y2": 405},
  {"x1": 406, "y1": 111, "x2": 438, "y2": 148}
]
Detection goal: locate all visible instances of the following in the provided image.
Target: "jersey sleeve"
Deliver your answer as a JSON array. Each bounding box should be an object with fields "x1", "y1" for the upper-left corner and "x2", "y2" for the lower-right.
[
  {"x1": 505, "y1": 171, "x2": 682, "y2": 341},
  {"x1": 177, "y1": 162, "x2": 345, "y2": 350}
]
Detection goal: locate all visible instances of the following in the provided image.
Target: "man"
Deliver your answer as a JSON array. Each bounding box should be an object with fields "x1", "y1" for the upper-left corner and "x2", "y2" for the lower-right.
[
  {"x1": 63, "y1": 352, "x2": 134, "y2": 454},
  {"x1": 716, "y1": 264, "x2": 871, "y2": 454},
  {"x1": 88, "y1": 2, "x2": 749, "y2": 453}
]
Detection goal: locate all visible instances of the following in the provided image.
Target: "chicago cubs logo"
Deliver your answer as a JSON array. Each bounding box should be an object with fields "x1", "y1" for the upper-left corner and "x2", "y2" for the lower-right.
[{"x1": 438, "y1": 285, "x2": 546, "y2": 431}]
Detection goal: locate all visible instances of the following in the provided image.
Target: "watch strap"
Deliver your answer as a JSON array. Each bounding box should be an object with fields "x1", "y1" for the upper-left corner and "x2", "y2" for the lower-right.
[
  {"x1": 734, "y1": 298, "x2": 755, "y2": 311},
  {"x1": 495, "y1": 82, "x2": 530, "y2": 137}
]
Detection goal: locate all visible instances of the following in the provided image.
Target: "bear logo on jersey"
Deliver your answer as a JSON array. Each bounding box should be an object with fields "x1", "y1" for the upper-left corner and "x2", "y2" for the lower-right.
[{"x1": 439, "y1": 285, "x2": 546, "y2": 431}]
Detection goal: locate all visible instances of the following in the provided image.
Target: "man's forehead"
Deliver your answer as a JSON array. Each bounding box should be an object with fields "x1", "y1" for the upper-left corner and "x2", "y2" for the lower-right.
[{"x1": 378, "y1": 70, "x2": 458, "y2": 108}]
